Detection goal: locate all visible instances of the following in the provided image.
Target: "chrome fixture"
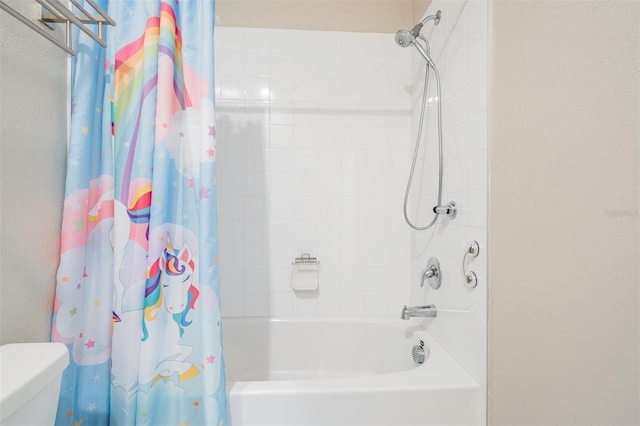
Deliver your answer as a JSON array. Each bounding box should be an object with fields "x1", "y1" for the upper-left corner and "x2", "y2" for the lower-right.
[
  {"x1": 0, "y1": 0, "x2": 116, "y2": 56},
  {"x1": 401, "y1": 304, "x2": 437, "y2": 320},
  {"x1": 394, "y1": 10, "x2": 441, "y2": 50},
  {"x1": 462, "y1": 241, "x2": 480, "y2": 288},
  {"x1": 412, "y1": 9, "x2": 441, "y2": 34},
  {"x1": 412, "y1": 342, "x2": 429, "y2": 364},
  {"x1": 394, "y1": 11, "x2": 440, "y2": 68},
  {"x1": 395, "y1": 11, "x2": 455, "y2": 230},
  {"x1": 394, "y1": 30, "x2": 436, "y2": 68},
  {"x1": 421, "y1": 257, "x2": 442, "y2": 289},
  {"x1": 433, "y1": 201, "x2": 457, "y2": 219}
]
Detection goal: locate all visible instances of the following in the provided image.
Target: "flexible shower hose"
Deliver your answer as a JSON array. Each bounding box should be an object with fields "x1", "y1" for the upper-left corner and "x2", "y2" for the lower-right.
[{"x1": 403, "y1": 50, "x2": 444, "y2": 231}]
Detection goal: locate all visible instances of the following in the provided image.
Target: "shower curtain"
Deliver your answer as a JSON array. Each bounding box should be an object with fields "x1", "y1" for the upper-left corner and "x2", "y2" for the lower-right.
[{"x1": 51, "y1": 1, "x2": 226, "y2": 425}]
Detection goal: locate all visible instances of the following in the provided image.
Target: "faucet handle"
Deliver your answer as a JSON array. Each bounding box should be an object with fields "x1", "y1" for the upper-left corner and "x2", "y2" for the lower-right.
[{"x1": 421, "y1": 257, "x2": 442, "y2": 289}]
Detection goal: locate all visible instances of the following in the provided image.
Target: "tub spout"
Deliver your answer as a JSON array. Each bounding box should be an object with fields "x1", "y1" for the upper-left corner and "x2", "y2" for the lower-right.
[{"x1": 401, "y1": 304, "x2": 437, "y2": 320}]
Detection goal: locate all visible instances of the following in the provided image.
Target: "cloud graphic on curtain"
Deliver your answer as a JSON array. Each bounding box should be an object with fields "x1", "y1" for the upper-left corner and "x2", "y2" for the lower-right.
[{"x1": 164, "y1": 97, "x2": 216, "y2": 178}]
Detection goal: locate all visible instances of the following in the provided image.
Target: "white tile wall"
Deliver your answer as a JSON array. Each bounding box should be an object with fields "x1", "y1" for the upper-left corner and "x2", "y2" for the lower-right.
[
  {"x1": 215, "y1": 28, "x2": 413, "y2": 319},
  {"x1": 408, "y1": 0, "x2": 488, "y2": 421},
  {"x1": 215, "y1": 10, "x2": 487, "y2": 421}
]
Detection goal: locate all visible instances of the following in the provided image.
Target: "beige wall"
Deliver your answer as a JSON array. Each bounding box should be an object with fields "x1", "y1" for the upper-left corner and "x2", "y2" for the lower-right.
[
  {"x1": 0, "y1": 1, "x2": 67, "y2": 344},
  {"x1": 216, "y1": 0, "x2": 430, "y2": 33},
  {"x1": 488, "y1": 1, "x2": 639, "y2": 425}
]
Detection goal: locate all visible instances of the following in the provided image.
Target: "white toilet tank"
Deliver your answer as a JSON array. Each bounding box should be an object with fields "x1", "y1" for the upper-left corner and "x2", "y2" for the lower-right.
[{"x1": 0, "y1": 342, "x2": 69, "y2": 426}]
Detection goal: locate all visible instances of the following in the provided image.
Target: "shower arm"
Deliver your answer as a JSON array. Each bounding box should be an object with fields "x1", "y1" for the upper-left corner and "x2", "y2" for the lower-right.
[
  {"x1": 419, "y1": 10, "x2": 441, "y2": 26},
  {"x1": 411, "y1": 10, "x2": 442, "y2": 37}
]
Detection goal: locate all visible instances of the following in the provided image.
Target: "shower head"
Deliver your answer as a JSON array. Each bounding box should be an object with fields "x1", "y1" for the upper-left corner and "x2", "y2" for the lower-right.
[
  {"x1": 394, "y1": 29, "x2": 414, "y2": 48},
  {"x1": 395, "y1": 10, "x2": 441, "y2": 68},
  {"x1": 394, "y1": 29, "x2": 437, "y2": 68}
]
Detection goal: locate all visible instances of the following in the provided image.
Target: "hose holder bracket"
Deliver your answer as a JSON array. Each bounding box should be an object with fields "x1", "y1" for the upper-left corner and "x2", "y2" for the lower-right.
[{"x1": 433, "y1": 201, "x2": 457, "y2": 219}]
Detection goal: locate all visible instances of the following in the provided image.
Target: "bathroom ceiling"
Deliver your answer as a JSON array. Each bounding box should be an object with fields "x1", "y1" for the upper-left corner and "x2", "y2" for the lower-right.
[{"x1": 216, "y1": 0, "x2": 431, "y2": 33}]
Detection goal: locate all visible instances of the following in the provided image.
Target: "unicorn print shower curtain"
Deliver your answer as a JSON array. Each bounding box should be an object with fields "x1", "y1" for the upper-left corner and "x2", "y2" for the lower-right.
[{"x1": 51, "y1": 1, "x2": 226, "y2": 424}]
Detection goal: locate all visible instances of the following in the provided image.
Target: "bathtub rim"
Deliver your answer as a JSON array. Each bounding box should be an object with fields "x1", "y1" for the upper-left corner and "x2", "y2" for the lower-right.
[{"x1": 223, "y1": 315, "x2": 480, "y2": 394}]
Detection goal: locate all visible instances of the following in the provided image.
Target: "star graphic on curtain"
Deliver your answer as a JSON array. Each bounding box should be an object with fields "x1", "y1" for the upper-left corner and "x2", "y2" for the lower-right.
[
  {"x1": 208, "y1": 125, "x2": 216, "y2": 137},
  {"x1": 70, "y1": 307, "x2": 78, "y2": 316},
  {"x1": 81, "y1": 126, "x2": 89, "y2": 135},
  {"x1": 66, "y1": 410, "x2": 73, "y2": 418},
  {"x1": 73, "y1": 419, "x2": 83, "y2": 426},
  {"x1": 188, "y1": 178, "x2": 194, "y2": 188},
  {"x1": 193, "y1": 401, "x2": 200, "y2": 407},
  {"x1": 206, "y1": 148, "x2": 214, "y2": 157},
  {"x1": 85, "y1": 340, "x2": 95, "y2": 349},
  {"x1": 75, "y1": 219, "x2": 85, "y2": 231},
  {"x1": 93, "y1": 299, "x2": 101, "y2": 307},
  {"x1": 87, "y1": 403, "x2": 97, "y2": 411},
  {"x1": 206, "y1": 355, "x2": 215, "y2": 364},
  {"x1": 61, "y1": 276, "x2": 70, "y2": 283},
  {"x1": 199, "y1": 186, "x2": 210, "y2": 199}
]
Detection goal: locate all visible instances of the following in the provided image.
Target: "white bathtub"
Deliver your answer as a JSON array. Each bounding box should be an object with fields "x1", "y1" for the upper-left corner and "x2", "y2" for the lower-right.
[{"x1": 223, "y1": 317, "x2": 481, "y2": 426}]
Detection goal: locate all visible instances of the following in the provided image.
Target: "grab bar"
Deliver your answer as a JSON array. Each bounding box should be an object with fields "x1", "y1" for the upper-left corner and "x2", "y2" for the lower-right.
[{"x1": 462, "y1": 241, "x2": 479, "y2": 288}]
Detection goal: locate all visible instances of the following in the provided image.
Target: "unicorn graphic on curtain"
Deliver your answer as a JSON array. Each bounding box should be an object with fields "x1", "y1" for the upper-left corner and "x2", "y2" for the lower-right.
[
  {"x1": 142, "y1": 236, "x2": 201, "y2": 384},
  {"x1": 51, "y1": 1, "x2": 226, "y2": 425},
  {"x1": 111, "y1": 231, "x2": 202, "y2": 392}
]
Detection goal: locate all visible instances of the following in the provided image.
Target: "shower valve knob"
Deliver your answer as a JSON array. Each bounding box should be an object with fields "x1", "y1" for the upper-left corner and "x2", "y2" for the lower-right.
[{"x1": 421, "y1": 257, "x2": 442, "y2": 289}]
